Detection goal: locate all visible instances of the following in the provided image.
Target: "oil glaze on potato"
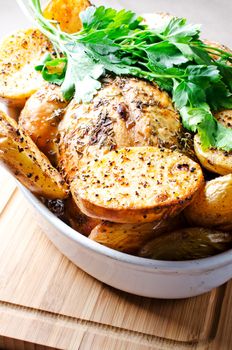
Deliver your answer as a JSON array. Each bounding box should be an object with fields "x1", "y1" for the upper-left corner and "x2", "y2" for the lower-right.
[
  {"x1": 19, "y1": 84, "x2": 69, "y2": 163},
  {"x1": 0, "y1": 110, "x2": 69, "y2": 199},
  {"x1": 89, "y1": 215, "x2": 185, "y2": 253},
  {"x1": 0, "y1": 29, "x2": 53, "y2": 108},
  {"x1": 184, "y1": 174, "x2": 232, "y2": 231},
  {"x1": 71, "y1": 147, "x2": 204, "y2": 223}
]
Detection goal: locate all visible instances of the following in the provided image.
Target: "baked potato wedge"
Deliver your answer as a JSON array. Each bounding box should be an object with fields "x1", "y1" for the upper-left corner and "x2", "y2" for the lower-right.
[
  {"x1": 0, "y1": 29, "x2": 53, "y2": 108},
  {"x1": 0, "y1": 110, "x2": 68, "y2": 199},
  {"x1": 89, "y1": 215, "x2": 185, "y2": 253},
  {"x1": 43, "y1": 0, "x2": 90, "y2": 33},
  {"x1": 71, "y1": 147, "x2": 204, "y2": 223},
  {"x1": 194, "y1": 109, "x2": 232, "y2": 175},
  {"x1": 139, "y1": 227, "x2": 232, "y2": 261},
  {"x1": 184, "y1": 174, "x2": 232, "y2": 231},
  {"x1": 19, "y1": 84, "x2": 69, "y2": 163}
]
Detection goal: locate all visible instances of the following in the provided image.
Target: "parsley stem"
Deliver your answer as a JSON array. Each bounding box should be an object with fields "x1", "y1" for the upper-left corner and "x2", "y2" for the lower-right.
[{"x1": 192, "y1": 42, "x2": 232, "y2": 60}]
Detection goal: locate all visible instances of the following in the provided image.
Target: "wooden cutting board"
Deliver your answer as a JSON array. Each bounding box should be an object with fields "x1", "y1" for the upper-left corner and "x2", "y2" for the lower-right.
[{"x1": 0, "y1": 168, "x2": 231, "y2": 350}]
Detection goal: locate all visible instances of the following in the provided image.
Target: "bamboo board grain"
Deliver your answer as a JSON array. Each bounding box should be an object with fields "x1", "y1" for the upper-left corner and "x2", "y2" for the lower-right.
[{"x1": 0, "y1": 169, "x2": 231, "y2": 350}]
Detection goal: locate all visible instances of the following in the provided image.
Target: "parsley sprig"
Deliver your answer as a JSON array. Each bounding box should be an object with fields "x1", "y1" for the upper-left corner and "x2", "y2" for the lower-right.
[{"x1": 24, "y1": 0, "x2": 232, "y2": 150}]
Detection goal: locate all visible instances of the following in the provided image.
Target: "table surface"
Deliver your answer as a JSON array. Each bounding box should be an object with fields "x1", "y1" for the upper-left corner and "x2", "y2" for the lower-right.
[{"x1": 0, "y1": 1, "x2": 232, "y2": 349}]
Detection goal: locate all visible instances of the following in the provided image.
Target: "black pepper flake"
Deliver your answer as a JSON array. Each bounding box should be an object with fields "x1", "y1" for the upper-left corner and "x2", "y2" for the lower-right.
[
  {"x1": 117, "y1": 102, "x2": 129, "y2": 120},
  {"x1": 17, "y1": 146, "x2": 24, "y2": 153},
  {"x1": 177, "y1": 163, "x2": 189, "y2": 171},
  {"x1": 27, "y1": 173, "x2": 33, "y2": 178},
  {"x1": 135, "y1": 191, "x2": 139, "y2": 196}
]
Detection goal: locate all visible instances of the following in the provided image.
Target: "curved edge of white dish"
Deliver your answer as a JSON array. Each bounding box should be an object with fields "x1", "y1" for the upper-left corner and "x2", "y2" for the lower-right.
[{"x1": 20, "y1": 184, "x2": 232, "y2": 273}]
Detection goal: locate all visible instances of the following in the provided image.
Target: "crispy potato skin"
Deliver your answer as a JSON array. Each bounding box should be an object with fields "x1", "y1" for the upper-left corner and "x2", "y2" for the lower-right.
[
  {"x1": 43, "y1": 0, "x2": 90, "y2": 33},
  {"x1": 65, "y1": 197, "x2": 100, "y2": 236},
  {"x1": 19, "y1": 85, "x2": 69, "y2": 163},
  {"x1": 89, "y1": 215, "x2": 185, "y2": 253},
  {"x1": 0, "y1": 110, "x2": 69, "y2": 199},
  {"x1": 184, "y1": 174, "x2": 232, "y2": 231},
  {"x1": 0, "y1": 29, "x2": 53, "y2": 108},
  {"x1": 138, "y1": 227, "x2": 232, "y2": 260},
  {"x1": 71, "y1": 147, "x2": 204, "y2": 223}
]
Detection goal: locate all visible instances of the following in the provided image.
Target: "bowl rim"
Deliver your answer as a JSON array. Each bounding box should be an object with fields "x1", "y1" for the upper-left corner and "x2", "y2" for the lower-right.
[{"x1": 20, "y1": 184, "x2": 232, "y2": 274}]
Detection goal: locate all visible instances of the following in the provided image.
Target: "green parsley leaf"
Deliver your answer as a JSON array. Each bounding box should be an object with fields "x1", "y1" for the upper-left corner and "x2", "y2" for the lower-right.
[
  {"x1": 27, "y1": 1, "x2": 232, "y2": 151},
  {"x1": 161, "y1": 17, "x2": 201, "y2": 42},
  {"x1": 146, "y1": 41, "x2": 188, "y2": 67},
  {"x1": 215, "y1": 122, "x2": 232, "y2": 151},
  {"x1": 173, "y1": 80, "x2": 206, "y2": 109}
]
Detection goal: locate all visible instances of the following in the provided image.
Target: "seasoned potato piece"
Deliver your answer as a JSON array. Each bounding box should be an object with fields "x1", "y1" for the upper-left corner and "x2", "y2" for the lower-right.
[
  {"x1": 194, "y1": 110, "x2": 232, "y2": 175},
  {"x1": 194, "y1": 134, "x2": 232, "y2": 175},
  {"x1": 89, "y1": 215, "x2": 185, "y2": 253},
  {"x1": 139, "y1": 227, "x2": 232, "y2": 261},
  {"x1": 19, "y1": 84, "x2": 69, "y2": 163},
  {"x1": 71, "y1": 147, "x2": 204, "y2": 223},
  {"x1": 0, "y1": 29, "x2": 53, "y2": 107},
  {"x1": 0, "y1": 110, "x2": 68, "y2": 199},
  {"x1": 58, "y1": 76, "x2": 185, "y2": 182},
  {"x1": 43, "y1": 0, "x2": 90, "y2": 33},
  {"x1": 65, "y1": 197, "x2": 100, "y2": 236},
  {"x1": 184, "y1": 174, "x2": 232, "y2": 231}
]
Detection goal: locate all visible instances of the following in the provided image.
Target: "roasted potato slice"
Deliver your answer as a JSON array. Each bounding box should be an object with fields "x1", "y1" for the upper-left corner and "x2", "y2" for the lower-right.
[
  {"x1": 89, "y1": 215, "x2": 185, "y2": 253},
  {"x1": 0, "y1": 110, "x2": 68, "y2": 199},
  {"x1": 194, "y1": 110, "x2": 232, "y2": 175},
  {"x1": 139, "y1": 227, "x2": 232, "y2": 261},
  {"x1": 19, "y1": 84, "x2": 69, "y2": 163},
  {"x1": 184, "y1": 174, "x2": 232, "y2": 231},
  {"x1": 43, "y1": 0, "x2": 90, "y2": 33},
  {"x1": 0, "y1": 29, "x2": 53, "y2": 108},
  {"x1": 71, "y1": 147, "x2": 204, "y2": 223}
]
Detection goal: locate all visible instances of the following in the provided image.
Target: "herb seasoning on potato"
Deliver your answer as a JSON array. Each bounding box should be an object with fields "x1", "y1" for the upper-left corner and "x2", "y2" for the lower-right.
[{"x1": 0, "y1": 0, "x2": 231, "y2": 260}]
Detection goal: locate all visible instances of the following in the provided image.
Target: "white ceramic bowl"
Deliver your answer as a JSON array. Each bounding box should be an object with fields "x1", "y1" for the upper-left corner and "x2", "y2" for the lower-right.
[{"x1": 20, "y1": 184, "x2": 232, "y2": 299}]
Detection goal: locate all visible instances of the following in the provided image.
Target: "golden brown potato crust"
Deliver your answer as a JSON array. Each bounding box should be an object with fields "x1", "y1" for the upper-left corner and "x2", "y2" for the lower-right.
[
  {"x1": 0, "y1": 110, "x2": 69, "y2": 199},
  {"x1": 43, "y1": 0, "x2": 91, "y2": 33},
  {"x1": 71, "y1": 147, "x2": 203, "y2": 223},
  {"x1": 0, "y1": 29, "x2": 53, "y2": 107}
]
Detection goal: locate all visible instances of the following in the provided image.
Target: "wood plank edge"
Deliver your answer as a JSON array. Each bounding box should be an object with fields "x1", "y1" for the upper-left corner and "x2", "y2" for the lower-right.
[{"x1": 0, "y1": 300, "x2": 213, "y2": 350}]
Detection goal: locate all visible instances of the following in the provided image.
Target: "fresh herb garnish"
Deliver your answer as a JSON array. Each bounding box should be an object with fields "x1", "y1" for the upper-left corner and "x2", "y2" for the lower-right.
[{"x1": 19, "y1": 0, "x2": 232, "y2": 151}]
